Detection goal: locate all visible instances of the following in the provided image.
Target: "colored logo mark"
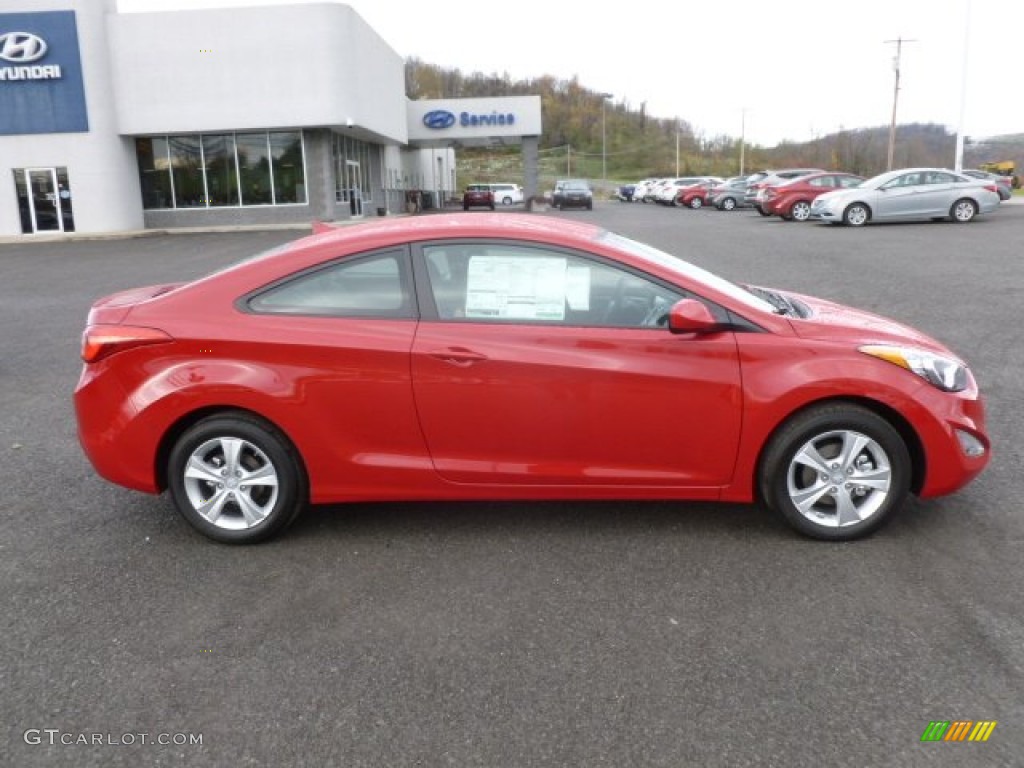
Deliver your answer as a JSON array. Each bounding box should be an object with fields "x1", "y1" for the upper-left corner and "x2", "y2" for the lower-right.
[
  {"x1": 921, "y1": 720, "x2": 997, "y2": 742},
  {"x1": 422, "y1": 110, "x2": 456, "y2": 130}
]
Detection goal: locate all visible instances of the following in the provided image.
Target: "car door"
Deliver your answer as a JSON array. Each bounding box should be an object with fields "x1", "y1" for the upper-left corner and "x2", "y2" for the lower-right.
[
  {"x1": 919, "y1": 171, "x2": 958, "y2": 216},
  {"x1": 410, "y1": 241, "x2": 743, "y2": 488},
  {"x1": 874, "y1": 172, "x2": 927, "y2": 219}
]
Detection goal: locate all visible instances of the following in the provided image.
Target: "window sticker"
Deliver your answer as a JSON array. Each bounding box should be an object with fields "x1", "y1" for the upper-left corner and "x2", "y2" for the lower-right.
[
  {"x1": 565, "y1": 265, "x2": 591, "y2": 311},
  {"x1": 466, "y1": 255, "x2": 567, "y2": 320}
]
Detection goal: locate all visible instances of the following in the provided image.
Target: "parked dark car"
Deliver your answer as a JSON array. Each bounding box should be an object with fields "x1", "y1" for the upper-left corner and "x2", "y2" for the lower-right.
[
  {"x1": 962, "y1": 170, "x2": 1012, "y2": 201},
  {"x1": 710, "y1": 178, "x2": 752, "y2": 211},
  {"x1": 553, "y1": 179, "x2": 594, "y2": 210},
  {"x1": 463, "y1": 184, "x2": 495, "y2": 211}
]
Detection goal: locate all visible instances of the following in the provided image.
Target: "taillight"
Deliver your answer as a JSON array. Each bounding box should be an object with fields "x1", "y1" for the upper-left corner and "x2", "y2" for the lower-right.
[
  {"x1": 984, "y1": 184, "x2": 998, "y2": 194},
  {"x1": 81, "y1": 325, "x2": 173, "y2": 363}
]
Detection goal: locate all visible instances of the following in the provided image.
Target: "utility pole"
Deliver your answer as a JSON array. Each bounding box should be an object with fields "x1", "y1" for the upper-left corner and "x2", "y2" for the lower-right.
[
  {"x1": 567, "y1": 144, "x2": 571, "y2": 176},
  {"x1": 600, "y1": 93, "x2": 613, "y2": 180},
  {"x1": 675, "y1": 128, "x2": 680, "y2": 177},
  {"x1": 739, "y1": 108, "x2": 747, "y2": 176},
  {"x1": 884, "y1": 36, "x2": 916, "y2": 171}
]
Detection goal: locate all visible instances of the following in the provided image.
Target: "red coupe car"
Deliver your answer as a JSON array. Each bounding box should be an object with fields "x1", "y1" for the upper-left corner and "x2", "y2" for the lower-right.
[
  {"x1": 762, "y1": 172, "x2": 865, "y2": 221},
  {"x1": 74, "y1": 214, "x2": 989, "y2": 543},
  {"x1": 677, "y1": 181, "x2": 718, "y2": 209}
]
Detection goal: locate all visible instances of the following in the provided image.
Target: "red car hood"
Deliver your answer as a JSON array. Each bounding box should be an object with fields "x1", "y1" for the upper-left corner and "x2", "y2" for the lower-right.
[{"x1": 784, "y1": 291, "x2": 954, "y2": 355}]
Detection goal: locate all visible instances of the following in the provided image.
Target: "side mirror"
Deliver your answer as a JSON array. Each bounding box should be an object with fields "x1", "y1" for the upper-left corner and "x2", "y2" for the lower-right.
[{"x1": 667, "y1": 299, "x2": 721, "y2": 335}]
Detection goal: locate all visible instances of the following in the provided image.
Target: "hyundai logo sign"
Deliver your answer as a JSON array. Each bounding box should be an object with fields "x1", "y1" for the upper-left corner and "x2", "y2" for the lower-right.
[
  {"x1": 423, "y1": 110, "x2": 456, "y2": 130},
  {"x1": 0, "y1": 32, "x2": 48, "y2": 63}
]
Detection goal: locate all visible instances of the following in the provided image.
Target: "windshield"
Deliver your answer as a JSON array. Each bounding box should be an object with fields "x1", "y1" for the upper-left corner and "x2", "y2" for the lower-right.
[{"x1": 598, "y1": 231, "x2": 777, "y2": 314}]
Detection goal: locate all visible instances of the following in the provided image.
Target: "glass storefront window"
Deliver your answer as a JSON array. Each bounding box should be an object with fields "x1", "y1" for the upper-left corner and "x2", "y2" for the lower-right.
[
  {"x1": 168, "y1": 136, "x2": 205, "y2": 208},
  {"x1": 136, "y1": 137, "x2": 173, "y2": 210},
  {"x1": 202, "y1": 134, "x2": 239, "y2": 207},
  {"x1": 237, "y1": 133, "x2": 272, "y2": 206},
  {"x1": 135, "y1": 131, "x2": 306, "y2": 209},
  {"x1": 270, "y1": 131, "x2": 306, "y2": 204}
]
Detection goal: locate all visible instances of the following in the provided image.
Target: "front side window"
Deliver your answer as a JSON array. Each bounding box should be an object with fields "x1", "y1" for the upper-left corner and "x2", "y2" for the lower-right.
[
  {"x1": 422, "y1": 244, "x2": 682, "y2": 328},
  {"x1": 134, "y1": 131, "x2": 306, "y2": 209},
  {"x1": 249, "y1": 251, "x2": 412, "y2": 317}
]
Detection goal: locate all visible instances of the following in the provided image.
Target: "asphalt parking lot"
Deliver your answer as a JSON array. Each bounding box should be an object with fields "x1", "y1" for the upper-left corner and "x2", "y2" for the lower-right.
[{"x1": 3, "y1": 203, "x2": 1022, "y2": 767}]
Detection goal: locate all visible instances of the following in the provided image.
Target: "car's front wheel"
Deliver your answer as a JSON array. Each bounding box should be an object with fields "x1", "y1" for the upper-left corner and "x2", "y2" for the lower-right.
[
  {"x1": 689, "y1": 197, "x2": 703, "y2": 209},
  {"x1": 791, "y1": 200, "x2": 812, "y2": 221},
  {"x1": 759, "y1": 404, "x2": 910, "y2": 541},
  {"x1": 951, "y1": 198, "x2": 978, "y2": 223},
  {"x1": 720, "y1": 197, "x2": 736, "y2": 211},
  {"x1": 168, "y1": 413, "x2": 306, "y2": 544},
  {"x1": 843, "y1": 203, "x2": 870, "y2": 226}
]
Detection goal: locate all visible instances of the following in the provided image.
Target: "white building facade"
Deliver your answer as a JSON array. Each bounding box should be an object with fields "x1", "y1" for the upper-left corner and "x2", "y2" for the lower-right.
[{"x1": 0, "y1": 0, "x2": 542, "y2": 236}]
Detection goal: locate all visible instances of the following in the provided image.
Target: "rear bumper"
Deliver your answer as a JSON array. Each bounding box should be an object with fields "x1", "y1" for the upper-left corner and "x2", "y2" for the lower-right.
[{"x1": 75, "y1": 363, "x2": 160, "y2": 494}]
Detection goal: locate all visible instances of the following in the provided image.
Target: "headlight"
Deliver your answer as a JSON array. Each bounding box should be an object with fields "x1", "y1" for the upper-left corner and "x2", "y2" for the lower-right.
[{"x1": 859, "y1": 345, "x2": 968, "y2": 392}]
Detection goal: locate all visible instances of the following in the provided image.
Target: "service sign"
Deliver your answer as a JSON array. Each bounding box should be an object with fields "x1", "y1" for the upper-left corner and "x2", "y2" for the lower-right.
[{"x1": 0, "y1": 11, "x2": 88, "y2": 135}]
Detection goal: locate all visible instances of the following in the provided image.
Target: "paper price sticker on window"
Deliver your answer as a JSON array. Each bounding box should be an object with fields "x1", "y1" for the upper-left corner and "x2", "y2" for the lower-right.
[{"x1": 466, "y1": 255, "x2": 569, "y2": 320}]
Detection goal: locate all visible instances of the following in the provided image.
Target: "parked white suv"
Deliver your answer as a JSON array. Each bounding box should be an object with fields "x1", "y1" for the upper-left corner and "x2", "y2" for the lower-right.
[{"x1": 489, "y1": 183, "x2": 524, "y2": 205}]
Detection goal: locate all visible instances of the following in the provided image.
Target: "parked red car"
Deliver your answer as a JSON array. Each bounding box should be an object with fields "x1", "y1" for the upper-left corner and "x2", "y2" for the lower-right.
[
  {"x1": 677, "y1": 181, "x2": 719, "y2": 209},
  {"x1": 762, "y1": 172, "x2": 865, "y2": 221},
  {"x1": 74, "y1": 214, "x2": 989, "y2": 544}
]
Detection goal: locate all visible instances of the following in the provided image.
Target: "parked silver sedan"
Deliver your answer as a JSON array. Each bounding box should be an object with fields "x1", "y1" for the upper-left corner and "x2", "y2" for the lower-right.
[{"x1": 810, "y1": 168, "x2": 1001, "y2": 226}]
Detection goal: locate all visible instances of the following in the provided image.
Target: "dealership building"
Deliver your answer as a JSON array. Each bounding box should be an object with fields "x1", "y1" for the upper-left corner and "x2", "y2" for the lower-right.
[{"x1": 0, "y1": 0, "x2": 542, "y2": 236}]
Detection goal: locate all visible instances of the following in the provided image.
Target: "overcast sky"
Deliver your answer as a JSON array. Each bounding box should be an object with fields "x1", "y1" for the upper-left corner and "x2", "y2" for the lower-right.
[{"x1": 116, "y1": 0, "x2": 1021, "y2": 146}]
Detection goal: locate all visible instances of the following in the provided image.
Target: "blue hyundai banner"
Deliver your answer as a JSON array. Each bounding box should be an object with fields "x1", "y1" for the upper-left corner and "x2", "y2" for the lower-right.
[{"x1": 0, "y1": 11, "x2": 88, "y2": 135}]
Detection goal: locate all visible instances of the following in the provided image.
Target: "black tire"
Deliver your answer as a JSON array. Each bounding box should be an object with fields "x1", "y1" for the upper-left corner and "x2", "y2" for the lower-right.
[
  {"x1": 756, "y1": 205, "x2": 771, "y2": 217},
  {"x1": 689, "y1": 197, "x2": 703, "y2": 209},
  {"x1": 489, "y1": 203, "x2": 495, "y2": 211},
  {"x1": 502, "y1": 196, "x2": 512, "y2": 206},
  {"x1": 720, "y1": 197, "x2": 737, "y2": 211},
  {"x1": 950, "y1": 198, "x2": 977, "y2": 223},
  {"x1": 462, "y1": 204, "x2": 469, "y2": 211},
  {"x1": 586, "y1": 201, "x2": 593, "y2": 210},
  {"x1": 843, "y1": 203, "x2": 870, "y2": 226},
  {"x1": 759, "y1": 404, "x2": 911, "y2": 541},
  {"x1": 167, "y1": 412, "x2": 306, "y2": 544}
]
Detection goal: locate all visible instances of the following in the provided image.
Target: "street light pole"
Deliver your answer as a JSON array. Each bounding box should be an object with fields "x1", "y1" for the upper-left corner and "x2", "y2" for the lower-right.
[
  {"x1": 600, "y1": 92, "x2": 613, "y2": 180},
  {"x1": 954, "y1": 0, "x2": 972, "y2": 171}
]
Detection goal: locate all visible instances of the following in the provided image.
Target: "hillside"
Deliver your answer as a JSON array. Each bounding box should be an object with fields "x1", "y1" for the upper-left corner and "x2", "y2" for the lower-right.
[{"x1": 405, "y1": 59, "x2": 1021, "y2": 189}]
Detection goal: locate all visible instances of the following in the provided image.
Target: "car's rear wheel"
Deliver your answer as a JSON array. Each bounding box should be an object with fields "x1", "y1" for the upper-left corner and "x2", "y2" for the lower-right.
[
  {"x1": 720, "y1": 197, "x2": 737, "y2": 211},
  {"x1": 689, "y1": 197, "x2": 703, "y2": 209},
  {"x1": 168, "y1": 413, "x2": 306, "y2": 544},
  {"x1": 951, "y1": 198, "x2": 977, "y2": 223},
  {"x1": 791, "y1": 200, "x2": 812, "y2": 221},
  {"x1": 502, "y1": 196, "x2": 512, "y2": 205},
  {"x1": 760, "y1": 404, "x2": 910, "y2": 541},
  {"x1": 843, "y1": 203, "x2": 870, "y2": 226}
]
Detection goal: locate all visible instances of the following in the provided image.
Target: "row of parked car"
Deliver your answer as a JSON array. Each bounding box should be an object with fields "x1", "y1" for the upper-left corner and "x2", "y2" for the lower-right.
[{"x1": 618, "y1": 167, "x2": 1012, "y2": 225}]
